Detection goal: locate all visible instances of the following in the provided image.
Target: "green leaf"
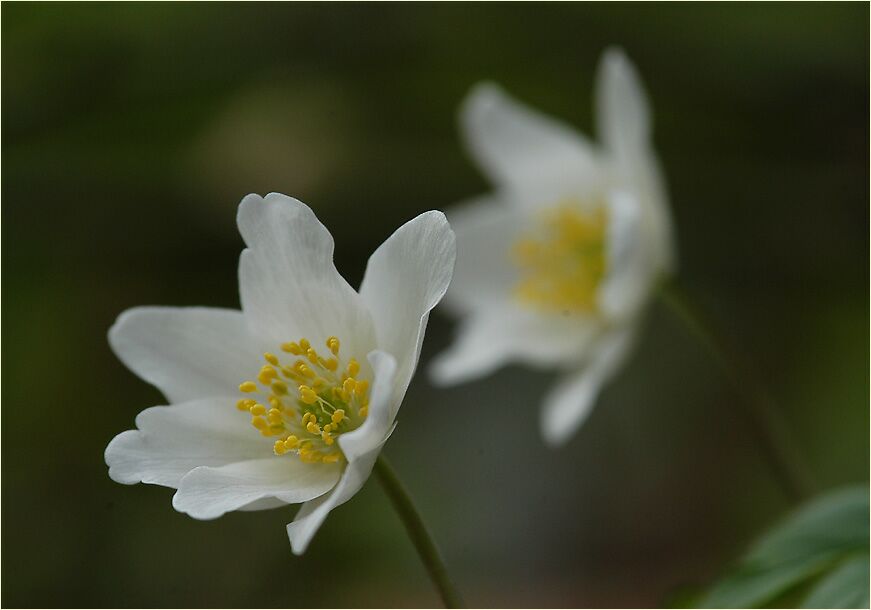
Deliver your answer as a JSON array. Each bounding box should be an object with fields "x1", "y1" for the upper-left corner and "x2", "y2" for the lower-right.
[
  {"x1": 700, "y1": 486, "x2": 869, "y2": 608},
  {"x1": 802, "y1": 556, "x2": 870, "y2": 609}
]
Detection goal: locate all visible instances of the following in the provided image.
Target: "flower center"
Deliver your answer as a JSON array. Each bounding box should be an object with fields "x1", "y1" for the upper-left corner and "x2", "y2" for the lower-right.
[
  {"x1": 512, "y1": 200, "x2": 607, "y2": 313},
  {"x1": 237, "y1": 336, "x2": 370, "y2": 464}
]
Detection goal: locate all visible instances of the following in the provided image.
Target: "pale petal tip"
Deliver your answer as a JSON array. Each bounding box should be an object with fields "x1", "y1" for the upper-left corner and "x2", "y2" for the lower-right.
[
  {"x1": 461, "y1": 81, "x2": 507, "y2": 122},
  {"x1": 286, "y1": 521, "x2": 310, "y2": 556},
  {"x1": 539, "y1": 410, "x2": 575, "y2": 448}
]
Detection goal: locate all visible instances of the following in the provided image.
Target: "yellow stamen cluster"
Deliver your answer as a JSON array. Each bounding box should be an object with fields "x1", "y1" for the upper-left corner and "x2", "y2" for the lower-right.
[
  {"x1": 236, "y1": 335, "x2": 370, "y2": 464},
  {"x1": 512, "y1": 201, "x2": 607, "y2": 313}
]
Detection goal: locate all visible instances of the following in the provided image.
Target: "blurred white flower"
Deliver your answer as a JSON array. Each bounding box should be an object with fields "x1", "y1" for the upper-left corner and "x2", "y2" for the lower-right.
[
  {"x1": 430, "y1": 48, "x2": 676, "y2": 446},
  {"x1": 105, "y1": 193, "x2": 455, "y2": 554}
]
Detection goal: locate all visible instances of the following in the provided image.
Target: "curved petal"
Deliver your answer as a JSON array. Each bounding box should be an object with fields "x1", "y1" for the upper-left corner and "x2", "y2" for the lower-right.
[
  {"x1": 595, "y1": 47, "x2": 651, "y2": 164},
  {"x1": 286, "y1": 351, "x2": 397, "y2": 554},
  {"x1": 172, "y1": 457, "x2": 342, "y2": 520},
  {"x1": 238, "y1": 497, "x2": 288, "y2": 512},
  {"x1": 109, "y1": 307, "x2": 264, "y2": 403},
  {"x1": 461, "y1": 83, "x2": 605, "y2": 204},
  {"x1": 440, "y1": 196, "x2": 527, "y2": 314},
  {"x1": 595, "y1": 48, "x2": 677, "y2": 274},
  {"x1": 598, "y1": 190, "x2": 656, "y2": 323},
  {"x1": 359, "y1": 211, "x2": 455, "y2": 411},
  {"x1": 430, "y1": 304, "x2": 600, "y2": 385},
  {"x1": 237, "y1": 193, "x2": 375, "y2": 357},
  {"x1": 540, "y1": 326, "x2": 636, "y2": 447},
  {"x1": 105, "y1": 397, "x2": 269, "y2": 488}
]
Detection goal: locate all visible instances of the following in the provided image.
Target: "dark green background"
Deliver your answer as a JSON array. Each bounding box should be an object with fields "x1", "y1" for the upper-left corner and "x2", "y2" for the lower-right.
[{"x1": 3, "y1": 2, "x2": 868, "y2": 607}]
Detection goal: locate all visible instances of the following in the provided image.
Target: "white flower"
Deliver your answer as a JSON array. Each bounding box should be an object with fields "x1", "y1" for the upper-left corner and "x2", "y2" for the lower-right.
[
  {"x1": 430, "y1": 48, "x2": 676, "y2": 446},
  {"x1": 105, "y1": 193, "x2": 456, "y2": 554}
]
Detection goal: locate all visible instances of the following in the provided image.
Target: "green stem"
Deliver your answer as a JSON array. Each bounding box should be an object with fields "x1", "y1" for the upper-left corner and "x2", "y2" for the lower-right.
[
  {"x1": 374, "y1": 455, "x2": 465, "y2": 608},
  {"x1": 657, "y1": 279, "x2": 815, "y2": 503}
]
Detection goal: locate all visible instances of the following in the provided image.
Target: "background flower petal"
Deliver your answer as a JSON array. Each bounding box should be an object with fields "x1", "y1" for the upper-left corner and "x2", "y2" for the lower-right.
[
  {"x1": 462, "y1": 82, "x2": 605, "y2": 203},
  {"x1": 540, "y1": 327, "x2": 636, "y2": 446},
  {"x1": 237, "y1": 193, "x2": 376, "y2": 356},
  {"x1": 598, "y1": 190, "x2": 657, "y2": 322},
  {"x1": 595, "y1": 47, "x2": 677, "y2": 273},
  {"x1": 359, "y1": 212, "x2": 455, "y2": 410},
  {"x1": 109, "y1": 307, "x2": 265, "y2": 403},
  {"x1": 439, "y1": 197, "x2": 528, "y2": 314},
  {"x1": 172, "y1": 457, "x2": 342, "y2": 520},
  {"x1": 430, "y1": 304, "x2": 600, "y2": 385},
  {"x1": 104, "y1": 397, "x2": 270, "y2": 488}
]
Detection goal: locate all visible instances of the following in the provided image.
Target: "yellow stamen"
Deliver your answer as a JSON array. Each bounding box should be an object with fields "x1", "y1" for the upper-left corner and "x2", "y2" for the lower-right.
[
  {"x1": 281, "y1": 342, "x2": 302, "y2": 355},
  {"x1": 347, "y1": 358, "x2": 360, "y2": 378}
]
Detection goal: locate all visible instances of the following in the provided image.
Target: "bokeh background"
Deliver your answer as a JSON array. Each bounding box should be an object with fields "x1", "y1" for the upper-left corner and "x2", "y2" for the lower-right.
[{"x1": 3, "y1": 3, "x2": 868, "y2": 607}]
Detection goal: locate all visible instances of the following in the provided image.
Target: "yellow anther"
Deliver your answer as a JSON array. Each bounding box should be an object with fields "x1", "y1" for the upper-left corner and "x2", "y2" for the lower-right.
[
  {"x1": 281, "y1": 342, "x2": 302, "y2": 355},
  {"x1": 258, "y1": 365, "x2": 277, "y2": 384},
  {"x1": 302, "y1": 445, "x2": 322, "y2": 461},
  {"x1": 294, "y1": 361, "x2": 316, "y2": 379},
  {"x1": 299, "y1": 386, "x2": 318, "y2": 405},
  {"x1": 237, "y1": 335, "x2": 374, "y2": 464}
]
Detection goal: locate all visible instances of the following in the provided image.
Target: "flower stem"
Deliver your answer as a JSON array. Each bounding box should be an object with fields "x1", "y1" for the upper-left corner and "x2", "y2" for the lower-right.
[
  {"x1": 374, "y1": 455, "x2": 465, "y2": 608},
  {"x1": 657, "y1": 279, "x2": 815, "y2": 503}
]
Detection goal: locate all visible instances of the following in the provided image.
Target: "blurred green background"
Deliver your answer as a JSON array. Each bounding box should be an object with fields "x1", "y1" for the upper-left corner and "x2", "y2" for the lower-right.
[{"x1": 3, "y1": 2, "x2": 868, "y2": 607}]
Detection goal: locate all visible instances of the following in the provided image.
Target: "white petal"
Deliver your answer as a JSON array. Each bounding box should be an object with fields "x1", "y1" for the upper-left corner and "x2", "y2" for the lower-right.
[
  {"x1": 238, "y1": 497, "x2": 288, "y2": 511},
  {"x1": 598, "y1": 190, "x2": 656, "y2": 322},
  {"x1": 461, "y1": 83, "x2": 604, "y2": 203},
  {"x1": 540, "y1": 327, "x2": 636, "y2": 446},
  {"x1": 359, "y1": 211, "x2": 455, "y2": 411},
  {"x1": 430, "y1": 303, "x2": 599, "y2": 385},
  {"x1": 595, "y1": 48, "x2": 677, "y2": 274},
  {"x1": 237, "y1": 193, "x2": 376, "y2": 356},
  {"x1": 595, "y1": 47, "x2": 650, "y2": 162},
  {"x1": 104, "y1": 397, "x2": 269, "y2": 488},
  {"x1": 286, "y1": 351, "x2": 397, "y2": 554},
  {"x1": 440, "y1": 196, "x2": 528, "y2": 314},
  {"x1": 109, "y1": 307, "x2": 263, "y2": 403},
  {"x1": 172, "y1": 457, "x2": 342, "y2": 520}
]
